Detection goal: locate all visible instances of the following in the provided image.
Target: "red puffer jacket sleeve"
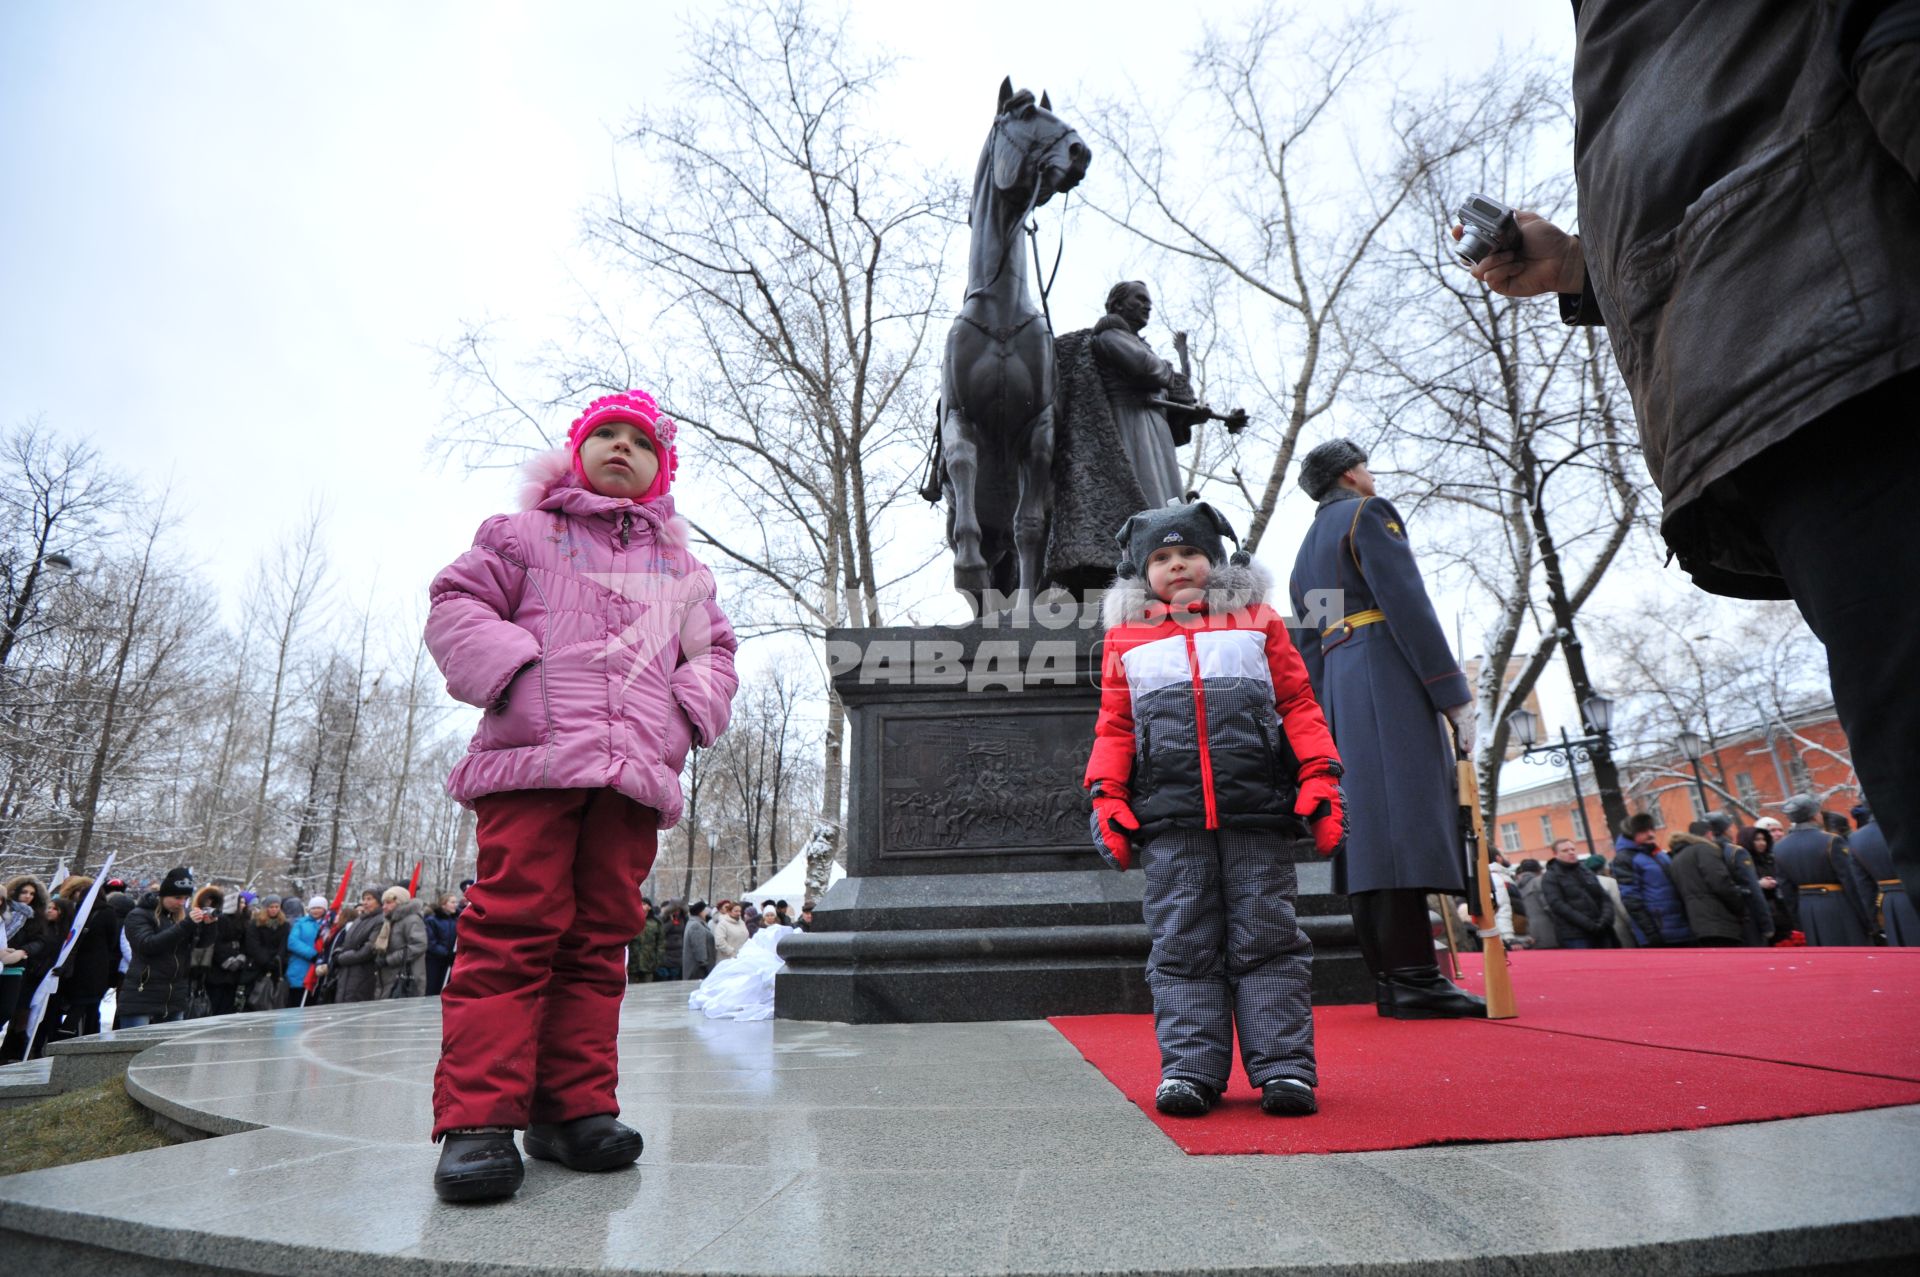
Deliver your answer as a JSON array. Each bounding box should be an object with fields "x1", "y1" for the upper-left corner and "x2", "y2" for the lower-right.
[
  {"x1": 1084, "y1": 632, "x2": 1138, "y2": 795},
  {"x1": 670, "y1": 563, "x2": 740, "y2": 748},
  {"x1": 1263, "y1": 612, "x2": 1340, "y2": 777},
  {"x1": 425, "y1": 515, "x2": 541, "y2": 710}
]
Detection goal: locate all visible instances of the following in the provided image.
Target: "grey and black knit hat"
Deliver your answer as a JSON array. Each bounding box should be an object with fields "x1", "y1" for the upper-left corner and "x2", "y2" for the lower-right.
[
  {"x1": 1297, "y1": 438, "x2": 1369, "y2": 501},
  {"x1": 1113, "y1": 499, "x2": 1250, "y2": 580}
]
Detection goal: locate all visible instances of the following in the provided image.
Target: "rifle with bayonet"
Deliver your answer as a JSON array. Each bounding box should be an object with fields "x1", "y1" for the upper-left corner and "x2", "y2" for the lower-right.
[
  {"x1": 1456, "y1": 752, "x2": 1516, "y2": 1019},
  {"x1": 1146, "y1": 331, "x2": 1251, "y2": 437}
]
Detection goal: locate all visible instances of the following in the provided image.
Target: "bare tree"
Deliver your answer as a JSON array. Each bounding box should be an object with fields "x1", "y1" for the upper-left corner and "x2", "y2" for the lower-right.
[
  {"x1": 1363, "y1": 91, "x2": 1650, "y2": 836},
  {"x1": 1083, "y1": 4, "x2": 1555, "y2": 552},
  {"x1": 1597, "y1": 596, "x2": 1844, "y2": 815},
  {"x1": 242, "y1": 510, "x2": 328, "y2": 884},
  {"x1": 0, "y1": 421, "x2": 124, "y2": 671}
]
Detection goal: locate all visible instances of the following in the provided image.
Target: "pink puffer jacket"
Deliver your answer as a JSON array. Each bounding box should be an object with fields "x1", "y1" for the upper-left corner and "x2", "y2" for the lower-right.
[{"x1": 426, "y1": 452, "x2": 738, "y2": 827}]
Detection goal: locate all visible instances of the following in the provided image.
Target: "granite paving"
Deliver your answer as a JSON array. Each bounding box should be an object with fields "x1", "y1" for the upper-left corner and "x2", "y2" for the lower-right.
[{"x1": 1, "y1": 984, "x2": 1916, "y2": 1275}]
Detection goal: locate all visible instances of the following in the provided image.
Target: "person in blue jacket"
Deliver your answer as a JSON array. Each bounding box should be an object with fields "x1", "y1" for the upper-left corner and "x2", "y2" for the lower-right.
[
  {"x1": 1614, "y1": 814, "x2": 1692, "y2": 946},
  {"x1": 286, "y1": 896, "x2": 327, "y2": 1005}
]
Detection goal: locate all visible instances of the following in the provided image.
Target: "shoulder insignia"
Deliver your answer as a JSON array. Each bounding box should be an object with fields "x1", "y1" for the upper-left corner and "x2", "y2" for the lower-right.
[{"x1": 1384, "y1": 520, "x2": 1404, "y2": 539}]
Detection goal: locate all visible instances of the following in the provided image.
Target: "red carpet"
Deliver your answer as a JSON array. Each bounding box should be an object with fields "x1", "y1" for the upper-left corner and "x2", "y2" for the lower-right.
[{"x1": 1048, "y1": 949, "x2": 1920, "y2": 1155}]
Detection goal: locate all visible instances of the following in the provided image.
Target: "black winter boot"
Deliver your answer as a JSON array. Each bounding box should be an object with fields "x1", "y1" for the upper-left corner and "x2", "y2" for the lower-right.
[
  {"x1": 434, "y1": 1128, "x2": 524, "y2": 1203},
  {"x1": 1370, "y1": 889, "x2": 1486, "y2": 1019},
  {"x1": 522, "y1": 1114, "x2": 644, "y2": 1171}
]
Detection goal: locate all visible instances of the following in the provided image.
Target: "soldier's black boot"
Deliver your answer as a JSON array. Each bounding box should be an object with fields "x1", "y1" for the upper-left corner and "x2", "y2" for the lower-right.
[{"x1": 1369, "y1": 889, "x2": 1485, "y2": 1020}]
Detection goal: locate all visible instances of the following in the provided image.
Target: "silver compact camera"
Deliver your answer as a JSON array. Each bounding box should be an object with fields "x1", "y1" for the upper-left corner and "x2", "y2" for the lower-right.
[{"x1": 1452, "y1": 193, "x2": 1519, "y2": 266}]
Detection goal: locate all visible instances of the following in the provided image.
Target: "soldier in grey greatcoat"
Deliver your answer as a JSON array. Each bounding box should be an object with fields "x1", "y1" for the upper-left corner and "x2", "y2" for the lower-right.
[
  {"x1": 1773, "y1": 796, "x2": 1879, "y2": 946},
  {"x1": 1288, "y1": 440, "x2": 1483, "y2": 1018}
]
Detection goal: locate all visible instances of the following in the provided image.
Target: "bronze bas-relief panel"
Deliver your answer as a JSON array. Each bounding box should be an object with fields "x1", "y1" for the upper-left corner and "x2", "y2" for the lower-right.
[{"x1": 876, "y1": 705, "x2": 1096, "y2": 857}]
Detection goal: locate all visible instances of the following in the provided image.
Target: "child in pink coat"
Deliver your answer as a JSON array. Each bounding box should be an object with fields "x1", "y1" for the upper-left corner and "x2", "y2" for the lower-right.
[{"x1": 424, "y1": 390, "x2": 738, "y2": 1202}]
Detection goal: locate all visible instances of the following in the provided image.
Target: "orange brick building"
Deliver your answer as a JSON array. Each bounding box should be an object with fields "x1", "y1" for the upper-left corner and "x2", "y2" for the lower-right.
[{"x1": 1492, "y1": 705, "x2": 1860, "y2": 863}]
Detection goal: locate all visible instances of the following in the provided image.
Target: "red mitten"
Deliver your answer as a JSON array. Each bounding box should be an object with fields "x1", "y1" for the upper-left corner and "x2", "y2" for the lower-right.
[
  {"x1": 1294, "y1": 775, "x2": 1344, "y2": 857},
  {"x1": 1092, "y1": 795, "x2": 1140, "y2": 871}
]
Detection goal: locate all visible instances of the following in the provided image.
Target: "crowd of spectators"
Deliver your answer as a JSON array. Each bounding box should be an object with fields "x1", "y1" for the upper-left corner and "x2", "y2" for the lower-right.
[
  {"x1": 0, "y1": 872, "x2": 821, "y2": 1061},
  {"x1": 1464, "y1": 799, "x2": 1912, "y2": 953}
]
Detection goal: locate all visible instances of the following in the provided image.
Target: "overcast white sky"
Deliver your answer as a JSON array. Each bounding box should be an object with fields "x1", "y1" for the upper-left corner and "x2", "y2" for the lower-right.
[{"x1": 4, "y1": 0, "x2": 1651, "y2": 794}]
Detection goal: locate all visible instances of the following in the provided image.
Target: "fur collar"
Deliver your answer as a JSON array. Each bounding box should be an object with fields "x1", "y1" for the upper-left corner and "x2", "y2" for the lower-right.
[
  {"x1": 1100, "y1": 557, "x2": 1275, "y2": 630},
  {"x1": 1091, "y1": 313, "x2": 1136, "y2": 337},
  {"x1": 517, "y1": 448, "x2": 688, "y2": 546}
]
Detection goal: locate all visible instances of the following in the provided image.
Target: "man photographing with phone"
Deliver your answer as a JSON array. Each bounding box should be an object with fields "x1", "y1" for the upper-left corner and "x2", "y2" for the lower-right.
[{"x1": 1458, "y1": 0, "x2": 1920, "y2": 903}]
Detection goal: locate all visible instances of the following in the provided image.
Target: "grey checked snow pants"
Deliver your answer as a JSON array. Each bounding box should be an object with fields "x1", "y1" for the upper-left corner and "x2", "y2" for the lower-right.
[{"x1": 1140, "y1": 827, "x2": 1316, "y2": 1090}]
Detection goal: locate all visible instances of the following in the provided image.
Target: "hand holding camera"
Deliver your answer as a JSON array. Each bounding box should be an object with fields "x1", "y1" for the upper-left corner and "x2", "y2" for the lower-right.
[{"x1": 1450, "y1": 195, "x2": 1585, "y2": 298}]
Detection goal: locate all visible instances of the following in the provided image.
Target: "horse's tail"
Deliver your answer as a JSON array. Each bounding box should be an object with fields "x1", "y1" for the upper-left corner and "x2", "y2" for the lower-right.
[{"x1": 918, "y1": 399, "x2": 945, "y2": 504}]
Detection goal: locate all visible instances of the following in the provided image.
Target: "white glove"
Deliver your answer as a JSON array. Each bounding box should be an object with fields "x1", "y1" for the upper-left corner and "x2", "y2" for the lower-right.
[{"x1": 1443, "y1": 702, "x2": 1477, "y2": 757}]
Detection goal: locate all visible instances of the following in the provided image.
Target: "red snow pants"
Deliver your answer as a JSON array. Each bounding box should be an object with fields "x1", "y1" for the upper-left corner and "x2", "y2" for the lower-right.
[{"x1": 432, "y1": 787, "x2": 659, "y2": 1139}]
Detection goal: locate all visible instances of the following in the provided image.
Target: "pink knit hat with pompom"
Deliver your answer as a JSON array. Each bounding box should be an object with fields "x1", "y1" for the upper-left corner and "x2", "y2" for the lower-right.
[{"x1": 567, "y1": 390, "x2": 679, "y2": 502}]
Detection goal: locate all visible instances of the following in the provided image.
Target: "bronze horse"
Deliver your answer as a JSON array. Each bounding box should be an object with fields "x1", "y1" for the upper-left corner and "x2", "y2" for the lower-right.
[{"x1": 939, "y1": 78, "x2": 1090, "y2": 612}]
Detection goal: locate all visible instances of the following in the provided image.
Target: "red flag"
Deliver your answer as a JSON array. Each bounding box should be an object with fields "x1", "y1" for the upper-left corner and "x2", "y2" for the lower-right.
[{"x1": 408, "y1": 860, "x2": 423, "y2": 899}]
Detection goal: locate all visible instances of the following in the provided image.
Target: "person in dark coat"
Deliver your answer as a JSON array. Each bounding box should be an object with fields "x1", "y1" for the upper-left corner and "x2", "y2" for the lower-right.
[
  {"x1": 118, "y1": 867, "x2": 213, "y2": 1028},
  {"x1": 1667, "y1": 831, "x2": 1747, "y2": 946},
  {"x1": 1465, "y1": 1, "x2": 1920, "y2": 917},
  {"x1": 681, "y1": 902, "x2": 716, "y2": 982},
  {"x1": 1707, "y1": 813, "x2": 1772, "y2": 946},
  {"x1": 1773, "y1": 796, "x2": 1879, "y2": 946},
  {"x1": 1850, "y1": 805, "x2": 1915, "y2": 946},
  {"x1": 56, "y1": 878, "x2": 123, "y2": 1037},
  {"x1": 1288, "y1": 439, "x2": 1482, "y2": 1019},
  {"x1": 244, "y1": 899, "x2": 292, "y2": 1010},
  {"x1": 1513, "y1": 860, "x2": 1558, "y2": 949},
  {"x1": 326, "y1": 891, "x2": 388, "y2": 1003},
  {"x1": 426, "y1": 893, "x2": 461, "y2": 995},
  {"x1": 1614, "y1": 815, "x2": 1693, "y2": 947},
  {"x1": 199, "y1": 886, "x2": 252, "y2": 1015},
  {"x1": 656, "y1": 905, "x2": 686, "y2": 982},
  {"x1": 1740, "y1": 825, "x2": 1795, "y2": 944},
  {"x1": 1, "y1": 876, "x2": 53, "y2": 1059},
  {"x1": 1540, "y1": 841, "x2": 1614, "y2": 948}
]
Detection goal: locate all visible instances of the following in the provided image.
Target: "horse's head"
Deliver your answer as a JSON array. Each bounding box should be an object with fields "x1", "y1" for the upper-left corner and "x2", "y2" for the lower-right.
[{"x1": 984, "y1": 76, "x2": 1091, "y2": 210}]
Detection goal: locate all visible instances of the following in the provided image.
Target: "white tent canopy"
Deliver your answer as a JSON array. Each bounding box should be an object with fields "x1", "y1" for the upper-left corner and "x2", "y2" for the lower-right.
[{"x1": 738, "y1": 846, "x2": 843, "y2": 911}]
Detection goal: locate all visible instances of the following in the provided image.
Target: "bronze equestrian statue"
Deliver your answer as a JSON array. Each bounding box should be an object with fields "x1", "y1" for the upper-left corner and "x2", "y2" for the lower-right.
[{"x1": 937, "y1": 78, "x2": 1090, "y2": 613}]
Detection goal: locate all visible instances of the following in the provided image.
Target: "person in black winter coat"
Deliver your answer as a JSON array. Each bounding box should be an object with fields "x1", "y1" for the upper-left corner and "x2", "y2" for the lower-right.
[
  {"x1": 118, "y1": 867, "x2": 214, "y2": 1028},
  {"x1": 55, "y1": 876, "x2": 123, "y2": 1038},
  {"x1": 425, "y1": 893, "x2": 460, "y2": 996},
  {"x1": 1741, "y1": 825, "x2": 1794, "y2": 943},
  {"x1": 656, "y1": 905, "x2": 687, "y2": 982},
  {"x1": 1541, "y1": 841, "x2": 1614, "y2": 949},
  {"x1": 1, "y1": 876, "x2": 55, "y2": 1061},
  {"x1": 244, "y1": 899, "x2": 292, "y2": 1009},
  {"x1": 199, "y1": 887, "x2": 252, "y2": 1015},
  {"x1": 1667, "y1": 831, "x2": 1750, "y2": 946}
]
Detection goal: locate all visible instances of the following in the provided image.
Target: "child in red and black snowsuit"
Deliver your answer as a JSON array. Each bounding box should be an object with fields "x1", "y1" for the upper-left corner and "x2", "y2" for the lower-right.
[{"x1": 1085, "y1": 500, "x2": 1344, "y2": 1117}]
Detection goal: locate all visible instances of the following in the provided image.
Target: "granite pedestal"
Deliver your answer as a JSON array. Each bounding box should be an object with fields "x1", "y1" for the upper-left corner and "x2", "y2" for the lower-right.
[{"x1": 775, "y1": 619, "x2": 1373, "y2": 1023}]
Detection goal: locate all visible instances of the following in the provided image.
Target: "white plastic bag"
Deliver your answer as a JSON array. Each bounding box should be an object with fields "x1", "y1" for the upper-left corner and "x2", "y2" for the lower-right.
[{"x1": 687, "y1": 924, "x2": 792, "y2": 1021}]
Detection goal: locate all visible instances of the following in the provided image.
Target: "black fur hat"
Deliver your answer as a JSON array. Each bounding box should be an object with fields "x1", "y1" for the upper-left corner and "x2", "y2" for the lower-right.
[
  {"x1": 1112, "y1": 499, "x2": 1251, "y2": 580},
  {"x1": 1297, "y1": 438, "x2": 1369, "y2": 501}
]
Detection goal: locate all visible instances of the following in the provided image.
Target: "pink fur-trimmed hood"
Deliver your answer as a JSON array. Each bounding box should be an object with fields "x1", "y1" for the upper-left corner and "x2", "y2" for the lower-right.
[{"x1": 517, "y1": 448, "x2": 690, "y2": 546}]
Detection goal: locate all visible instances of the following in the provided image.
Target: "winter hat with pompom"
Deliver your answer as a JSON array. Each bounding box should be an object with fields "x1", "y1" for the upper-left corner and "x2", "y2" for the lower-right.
[{"x1": 566, "y1": 390, "x2": 680, "y2": 502}]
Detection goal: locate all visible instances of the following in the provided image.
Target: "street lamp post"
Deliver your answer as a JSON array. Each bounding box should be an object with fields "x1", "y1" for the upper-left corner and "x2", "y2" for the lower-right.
[
  {"x1": 0, "y1": 551, "x2": 75, "y2": 670},
  {"x1": 1677, "y1": 729, "x2": 1714, "y2": 818},
  {"x1": 1508, "y1": 697, "x2": 1615, "y2": 859}
]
